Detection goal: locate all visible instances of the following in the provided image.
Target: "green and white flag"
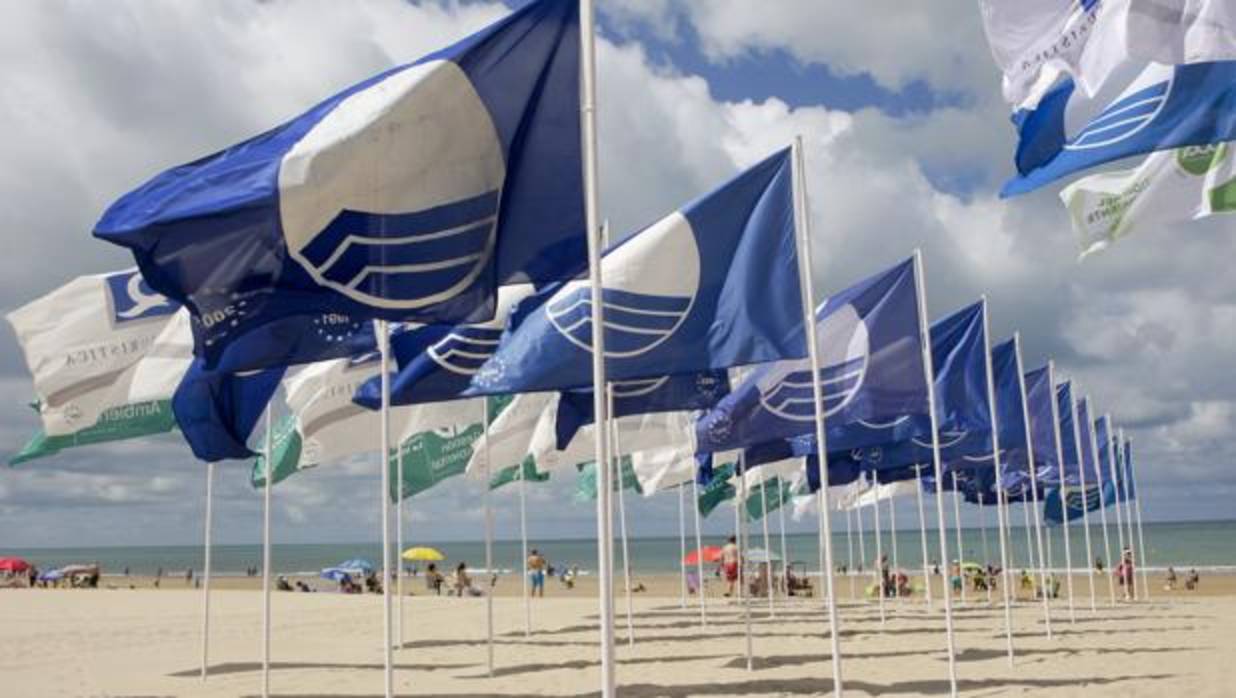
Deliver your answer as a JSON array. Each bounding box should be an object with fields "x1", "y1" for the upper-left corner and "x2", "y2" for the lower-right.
[
  {"x1": 744, "y1": 477, "x2": 795, "y2": 523},
  {"x1": 489, "y1": 457, "x2": 548, "y2": 491},
  {"x1": 7, "y1": 270, "x2": 191, "y2": 465},
  {"x1": 697, "y1": 461, "x2": 737, "y2": 518},
  {"x1": 251, "y1": 414, "x2": 305, "y2": 488},
  {"x1": 574, "y1": 458, "x2": 642, "y2": 503},
  {"x1": 1061, "y1": 143, "x2": 1236, "y2": 258}
]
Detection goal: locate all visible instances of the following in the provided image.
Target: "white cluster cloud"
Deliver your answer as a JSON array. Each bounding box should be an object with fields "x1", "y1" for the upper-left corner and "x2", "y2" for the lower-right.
[{"x1": 1, "y1": 1, "x2": 1234, "y2": 548}]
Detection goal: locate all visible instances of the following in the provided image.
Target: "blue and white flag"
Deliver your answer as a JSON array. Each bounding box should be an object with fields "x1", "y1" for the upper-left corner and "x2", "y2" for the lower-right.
[
  {"x1": 465, "y1": 147, "x2": 803, "y2": 395},
  {"x1": 693, "y1": 258, "x2": 928, "y2": 455},
  {"x1": 174, "y1": 362, "x2": 286, "y2": 461},
  {"x1": 1076, "y1": 396, "x2": 1102, "y2": 484},
  {"x1": 94, "y1": 0, "x2": 585, "y2": 368},
  {"x1": 1055, "y1": 381, "x2": 1085, "y2": 486},
  {"x1": 353, "y1": 284, "x2": 536, "y2": 408},
  {"x1": 1024, "y1": 366, "x2": 1062, "y2": 485},
  {"x1": 1003, "y1": 59, "x2": 1236, "y2": 196},
  {"x1": 1095, "y1": 415, "x2": 1115, "y2": 500},
  {"x1": 1043, "y1": 480, "x2": 1115, "y2": 524},
  {"x1": 553, "y1": 371, "x2": 729, "y2": 449}
]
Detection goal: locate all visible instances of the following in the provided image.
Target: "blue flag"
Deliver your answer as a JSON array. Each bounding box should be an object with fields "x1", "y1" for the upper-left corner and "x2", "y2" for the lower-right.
[
  {"x1": 94, "y1": 0, "x2": 585, "y2": 368},
  {"x1": 464, "y1": 148, "x2": 803, "y2": 395},
  {"x1": 1095, "y1": 415, "x2": 1115, "y2": 504},
  {"x1": 1043, "y1": 481, "x2": 1116, "y2": 525},
  {"x1": 173, "y1": 362, "x2": 286, "y2": 461},
  {"x1": 694, "y1": 258, "x2": 928, "y2": 455},
  {"x1": 1055, "y1": 381, "x2": 1084, "y2": 486},
  {"x1": 553, "y1": 371, "x2": 729, "y2": 449},
  {"x1": 1122, "y1": 439, "x2": 1137, "y2": 501},
  {"x1": 1024, "y1": 366, "x2": 1062, "y2": 486},
  {"x1": 1077, "y1": 396, "x2": 1102, "y2": 485},
  {"x1": 1003, "y1": 60, "x2": 1236, "y2": 196},
  {"x1": 989, "y1": 336, "x2": 1034, "y2": 492}
]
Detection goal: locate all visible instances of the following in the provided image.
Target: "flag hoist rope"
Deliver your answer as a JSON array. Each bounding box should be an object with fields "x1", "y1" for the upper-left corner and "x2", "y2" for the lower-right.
[
  {"x1": 1048, "y1": 362, "x2": 1077, "y2": 623},
  {"x1": 792, "y1": 135, "x2": 844, "y2": 696}
]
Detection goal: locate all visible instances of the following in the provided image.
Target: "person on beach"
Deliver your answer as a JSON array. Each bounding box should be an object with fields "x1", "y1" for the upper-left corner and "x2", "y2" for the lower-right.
[
  {"x1": 1186, "y1": 569, "x2": 1200, "y2": 590},
  {"x1": 425, "y1": 563, "x2": 444, "y2": 595},
  {"x1": 1118, "y1": 548, "x2": 1135, "y2": 600},
  {"x1": 453, "y1": 562, "x2": 473, "y2": 597},
  {"x1": 720, "y1": 536, "x2": 740, "y2": 597},
  {"x1": 527, "y1": 548, "x2": 547, "y2": 598},
  {"x1": 1166, "y1": 567, "x2": 1178, "y2": 591},
  {"x1": 185, "y1": 568, "x2": 193, "y2": 587},
  {"x1": 1094, "y1": 557, "x2": 1105, "y2": 575}
]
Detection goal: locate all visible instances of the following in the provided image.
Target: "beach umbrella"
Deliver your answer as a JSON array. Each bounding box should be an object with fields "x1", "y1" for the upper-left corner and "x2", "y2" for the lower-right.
[
  {"x1": 0, "y1": 557, "x2": 30, "y2": 573},
  {"x1": 38, "y1": 569, "x2": 64, "y2": 582},
  {"x1": 744, "y1": 547, "x2": 781, "y2": 564},
  {"x1": 683, "y1": 546, "x2": 723, "y2": 566},
  {"x1": 320, "y1": 567, "x2": 354, "y2": 582},
  {"x1": 401, "y1": 547, "x2": 445, "y2": 562},
  {"x1": 59, "y1": 564, "x2": 98, "y2": 575},
  {"x1": 335, "y1": 559, "x2": 375, "y2": 574}
]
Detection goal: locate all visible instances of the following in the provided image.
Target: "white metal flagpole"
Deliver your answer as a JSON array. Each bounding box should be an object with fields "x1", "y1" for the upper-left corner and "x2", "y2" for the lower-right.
[
  {"x1": 1115, "y1": 428, "x2": 1137, "y2": 600},
  {"x1": 1022, "y1": 491, "x2": 1033, "y2": 582},
  {"x1": 579, "y1": 1, "x2": 614, "y2": 694},
  {"x1": 888, "y1": 485, "x2": 900, "y2": 607},
  {"x1": 914, "y1": 249, "x2": 959, "y2": 696},
  {"x1": 759, "y1": 476, "x2": 775, "y2": 618},
  {"x1": 846, "y1": 504, "x2": 856, "y2": 602},
  {"x1": 201, "y1": 461, "x2": 215, "y2": 680},
  {"x1": 952, "y1": 472, "x2": 965, "y2": 606},
  {"x1": 261, "y1": 406, "x2": 273, "y2": 698},
  {"x1": 778, "y1": 479, "x2": 790, "y2": 603},
  {"x1": 792, "y1": 135, "x2": 844, "y2": 694},
  {"x1": 691, "y1": 477, "x2": 708, "y2": 627},
  {"x1": 1048, "y1": 362, "x2": 1077, "y2": 623},
  {"x1": 1068, "y1": 387, "x2": 1098, "y2": 614},
  {"x1": 915, "y1": 465, "x2": 933, "y2": 608},
  {"x1": 611, "y1": 408, "x2": 635, "y2": 648},
  {"x1": 979, "y1": 297, "x2": 1014, "y2": 664},
  {"x1": 519, "y1": 461, "x2": 531, "y2": 636},
  {"x1": 1014, "y1": 335, "x2": 1051, "y2": 638},
  {"x1": 1124, "y1": 433, "x2": 1151, "y2": 601},
  {"x1": 1084, "y1": 397, "x2": 1116, "y2": 607},
  {"x1": 979, "y1": 504, "x2": 991, "y2": 603},
  {"x1": 679, "y1": 482, "x2": 688, "y2": 609},
  {"x1": 735, "y1": 461, "x2": 753, "y2": 671},
  {"x1": 872, "y1": 476, "x2": 887, "y2": 626},
  {"x1": 397, "y1": 435, "x2": 405, "y2": 647},
  {"x1": 378, "y1": 321, "x2": 394, "y2": 698},
  {"x1": 1103, "y1": 415, "x2": 1129, "y2": 601},
  {"x1": 482, "y1": 401, "x2": 495, "y2": 676}
]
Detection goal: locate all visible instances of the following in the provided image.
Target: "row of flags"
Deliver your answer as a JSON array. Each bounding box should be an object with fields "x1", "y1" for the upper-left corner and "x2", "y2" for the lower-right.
[
  {"x1": 6, "y1": 0, "x2": 1152, "y2": 532},
  {"x1": 980, "y1": 0, "x2": 1236, "y2": 255}
]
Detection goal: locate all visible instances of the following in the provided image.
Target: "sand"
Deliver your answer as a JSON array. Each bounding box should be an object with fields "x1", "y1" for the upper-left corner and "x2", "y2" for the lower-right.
[{"x1": 2, "y1": 571, "x2": 1232, "y2": 697}]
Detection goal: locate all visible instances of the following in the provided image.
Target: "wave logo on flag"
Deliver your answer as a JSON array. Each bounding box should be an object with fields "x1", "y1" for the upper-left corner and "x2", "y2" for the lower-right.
[
  {"x1": 1064, "y1": 65, "x2": 1173, "y2": 151},
  {"x1": 105, "y1": 271, "x2": 178, "y2": 325},
  {"x1": 428, "y1": 327, "x2": 503, "y2": 376},
  {"x1": 755, "y1": 304, "x2": 869, "y2": 421},
  {"x1": 1064, "y1": 483, "x2": 1102, "y2": 511},
  {"x1": 912, "y1": 430, "x2": 969, "y2": 449},
  {"x1": 547, "y1": 212, "x2": 699, "y2": 358},
  {"x1": 279, "y1": 62, "x2": 505, "y2": 311}
]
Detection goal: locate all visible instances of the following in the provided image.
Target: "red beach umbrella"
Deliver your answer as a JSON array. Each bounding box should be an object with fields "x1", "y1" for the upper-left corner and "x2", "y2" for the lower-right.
[
  {"x1": 0, "y1": 557, "x2": 31, "y2": 573},
  {"x1": 683, "y1": 546, "x2": 724, "y2": 566}
]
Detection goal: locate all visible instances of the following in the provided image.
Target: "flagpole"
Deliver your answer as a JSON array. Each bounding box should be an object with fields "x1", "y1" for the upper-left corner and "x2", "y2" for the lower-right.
[
  {"x1": 377, "y1": 320, "x2": 394, "y2": 698},
  {"x1": 1068, "y1": 387, "x2": 1098, "y2": 614},
  {"x1": 872, "y1": 476, "x2": 887, "y2": 626},
  {"x1": 1047, "y1": 362, "x2": 1077, "y2": 623},
  {"x1": 777, "y1": 480, "x2": 789, "y2": 604},
  {"x1": 679, "y1": 482, "x2": 688, "y2": 609},
  {"x1": 846, "y1": 505, "x2": 857, "y2": 603},
  {"x1": 579, "y1": 0, "x2": 614, "y2": 693},
  {"x1": 1124, "y1": 434, "x2": 1150, "y2": 601},
  {"x1": 980, "y1": 296, "x2": 1014, "y2": 663},
  {"x1": 519, "y1": 461, "x2": 532, "y2": 636},
  {"x1": 888, "y1": 485, "x2": 900, "y2": 607},
  {"x1": 914, "y1": 249, "x2": 959, "y2": 697},
  {"x1": 1116, "y1": 429, "x2": 1137, "y2": 600},
  {"x1": 1014, "y1": 334, "x2": 1051, "y2": 638},
  {"x1": 792, "y1": 136, "x2": 844, "y2": 695},
  {"x1": 1103, "y1": 415, "x2": 1130, "y2": 601},
  {"x1": 979, "y1": 502, "x2": 991, "y2": 603},
  {"x1": 734, "y1": 459, "x2": 753, "y2": 671},
  {"x1": 691, "y1": 477, "x2": 707, "y2": 627},
  {"x1": 610, "y1": 407, "x2": 635, "y2": 648},
  {"x1": 952, "y1": 472, "x2": 965, "y2": 606},
  {"x1": 857, "y1": 496, "x2": 867, "y2": 598},
  {"x1": 759, "y1": 476, "x2": 775, "y2": 618},
  {"x1": 397, "y1": 435, "x2": 405, "y2": 647},
  {"x1": 1021, "y1": 490, "x2": 1033, "y2": 585},
  {"x1": 261, "y1": 405, "x2": 273, "y2": 698},
  {"x1": 914, "y1": 465, "x2": 933, "y2": 609},
  {"x1": 1084, "y1": 397, "x2": 1116, "y2": 607},
  {"x1": 482, "y1": 401, "x2": 495, "y2": 676},
  {"x1": 200, "y1": 461, "x2": 215, "y2": 681}
]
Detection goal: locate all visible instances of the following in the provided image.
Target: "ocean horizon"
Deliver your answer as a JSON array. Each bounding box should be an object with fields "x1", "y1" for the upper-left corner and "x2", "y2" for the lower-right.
[{"x1": 7, "y1": 519, "x2": 1235, "y2": 578}]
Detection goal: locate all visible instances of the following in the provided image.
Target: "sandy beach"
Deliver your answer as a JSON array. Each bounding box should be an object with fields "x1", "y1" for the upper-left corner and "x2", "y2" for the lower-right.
[{"x1": 3, "y1": 572, "x2": 1232, "y2": 697}]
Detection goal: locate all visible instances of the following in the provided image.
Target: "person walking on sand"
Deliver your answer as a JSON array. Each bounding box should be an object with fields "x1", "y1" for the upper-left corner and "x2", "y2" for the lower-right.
[
  {"x1": 720, "y1": 536, "x2": 740, "y2": 598},
  {"x1": 527, "y1": 548, "x2": 547, "y2": 598}
]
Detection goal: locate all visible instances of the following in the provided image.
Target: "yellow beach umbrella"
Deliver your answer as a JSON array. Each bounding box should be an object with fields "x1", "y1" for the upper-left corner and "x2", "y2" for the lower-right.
[{"x1": 402, "y1": 546, "x2": 445, "y2": 562}]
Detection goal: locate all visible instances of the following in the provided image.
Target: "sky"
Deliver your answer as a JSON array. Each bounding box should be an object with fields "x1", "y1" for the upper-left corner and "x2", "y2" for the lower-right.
[{"x1": 2, "y1": 0, "x2": 1234, "y2": 550}]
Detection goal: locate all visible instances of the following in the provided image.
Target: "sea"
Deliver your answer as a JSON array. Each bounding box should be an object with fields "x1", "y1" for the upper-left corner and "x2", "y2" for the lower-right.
[{"x1": 7, "y1": 519, "x2": 1235, "y2": 579}]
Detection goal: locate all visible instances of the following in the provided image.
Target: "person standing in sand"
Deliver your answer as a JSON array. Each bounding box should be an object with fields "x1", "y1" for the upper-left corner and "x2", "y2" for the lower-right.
[
  {"x1": 527, "y1": 549, "x2": 547, "y2": 598},
  {"x1": 720, "y1": 536, "x2": 740, "y2": 598}
]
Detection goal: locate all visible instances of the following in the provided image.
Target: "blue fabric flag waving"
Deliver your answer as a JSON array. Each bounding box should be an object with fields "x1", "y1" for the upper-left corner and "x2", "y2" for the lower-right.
[
  {"x1": 1076, "y1": 396, "x2": 1102, "y2": 485},
  {"x1": 465, "y1": 147, "x2": 804, "y2": 395},
  {"x1": 94, "y1": 0, "x2": 585, "y2": 369},
  {"x1": 1043, "y1": 480, "x2": 1116, "y2": 525},
  {"x1": 694, "y1": 257, "x2": 928, "y2": 455},
  {"x1": 1055, "y1": 381, "x2": 1084, "y2": 486},
  {"x1": 173, "y1": 362, "x2": 286, "y2": 461},
  {"x1": 553, "y1": 371, "x2": 730, "y2": 449},
  {"x1": 1003, "y1": 60, "x2": 1236, "y2": 196},
  {"x1": 1024, "y1": 366, "x2": 1062, "y2": 486},
  {"x1": 1095, "y1": 416, "x2": 1115, "y2": 504},
  {"x1": 1122, "y1": 439, "x2": 1137, "y2": 501}
]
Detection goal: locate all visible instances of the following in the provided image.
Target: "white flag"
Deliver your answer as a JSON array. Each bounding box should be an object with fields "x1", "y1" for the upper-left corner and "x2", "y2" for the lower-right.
[
  {"x1": 464, "y1": 391, "x2": 556, "y2": 478},
  {"x1": 1061, "y1": 142, "x2": 1236, "y2": 257},
  {"x1": 981, "y1": 0, "x2": 1236, "y2": 108},
  {"x1": 7, "y1": 270, "x2": 190, "y2": 436}
]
